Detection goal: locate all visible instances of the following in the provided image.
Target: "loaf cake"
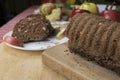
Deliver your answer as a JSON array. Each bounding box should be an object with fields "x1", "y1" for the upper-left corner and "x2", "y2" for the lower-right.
[
  {"x1": 12, "y1": 14, "x2": 55, "y2": 42},
  {"x1": 65, "y1": 13, "x2": 120, "y2": 75}
]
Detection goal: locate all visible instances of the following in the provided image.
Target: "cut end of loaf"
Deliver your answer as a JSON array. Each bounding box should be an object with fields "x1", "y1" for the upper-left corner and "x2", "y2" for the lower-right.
[{"x1": 12, "y1": 14, "x2": 55, "y2": 42}]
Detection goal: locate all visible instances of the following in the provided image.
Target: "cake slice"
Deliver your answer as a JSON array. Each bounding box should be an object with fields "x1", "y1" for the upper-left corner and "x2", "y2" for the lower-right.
[{"x1": 12, "y1": 14, "x2": 55, "y2": 42}]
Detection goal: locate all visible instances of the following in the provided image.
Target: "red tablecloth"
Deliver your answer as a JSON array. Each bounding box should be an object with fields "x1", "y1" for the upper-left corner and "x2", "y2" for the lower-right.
[{"x1": 0, "y1": 6, "x2": 39, "y2": 43}]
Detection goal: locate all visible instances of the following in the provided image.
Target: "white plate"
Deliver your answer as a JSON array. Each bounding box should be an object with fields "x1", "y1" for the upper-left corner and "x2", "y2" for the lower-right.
[{"x1": 3, "y1": 31, "x2": 68, "y2": 51}]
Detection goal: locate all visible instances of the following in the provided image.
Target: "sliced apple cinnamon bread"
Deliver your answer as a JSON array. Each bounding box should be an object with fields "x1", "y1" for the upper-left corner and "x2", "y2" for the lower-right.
[{"x1": 12, "y1": 14, "x2": 55, "y2": 42}]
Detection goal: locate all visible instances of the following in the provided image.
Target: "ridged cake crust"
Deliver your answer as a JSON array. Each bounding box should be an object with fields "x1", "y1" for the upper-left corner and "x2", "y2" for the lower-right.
[{"x1": 65, "y1": 13, "x2": 120, "y2": 75}]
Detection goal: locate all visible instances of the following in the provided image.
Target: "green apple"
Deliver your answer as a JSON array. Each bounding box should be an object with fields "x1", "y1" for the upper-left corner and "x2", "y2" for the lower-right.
[
  {"x1": 56, "y1": 28, "x2": 66, "y2": 40},
  {"x1": 79, "y1": 2, "x2": 99, "y2": 14},
  {"x1": 40, "y1": 3, "x2": 56, "y2": 15},
  {"x1": 46, "y1": 8, "x2": 61, "y2": 22}
]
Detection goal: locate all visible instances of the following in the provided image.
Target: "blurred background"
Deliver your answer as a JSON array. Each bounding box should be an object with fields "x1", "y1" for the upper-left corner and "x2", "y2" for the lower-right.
[
  {"x1": 0, "y1": 0, "x2": 40, "y2": 26},
  {"x1": 0, "y1": 0, "x2": 119, "y2": 26}
]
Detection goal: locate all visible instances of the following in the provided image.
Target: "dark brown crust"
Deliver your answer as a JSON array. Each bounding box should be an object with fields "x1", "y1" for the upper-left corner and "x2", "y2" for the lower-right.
[
  {"x1": 69, "y1": 14, "x2": 92, "y2": 49},
  {"x1": 84, "y1": 17, "x2": 104, "y2": 50},
  {"x1": 106, "y1": 23, "x2": 120, "y2": 57},
  {"x1": 77, "y1": 17, "x2": 95, "y2": 50},
  {"x1": 67, "y1": 14, "x2": 88, "y2": 50},
  {"x1": 89, "y1": 20, "x2": 109, "y2": 56},
  {"x1": 71, "y1": 14, "x2": 94, "y2": 49},
  {"x1": 100, "y1": 22, "x2": 118, "y2": 55},
  {"x1": 65, "y1": 14, "x2": 80, "y2": 37},
  {"x1": 68, "y1": 13, "x2": 89, "y2": 40},
  {"x1": 114, "y1": 24, "x2": 120, "y2": 61},
  {"x1": 66, "y1": 13, "x2": 120, "y2": 75},
  {"x1": 12, "y1": 14, "x2": 55, "y2": 42},
  {"x1": 114, "y1": 38, "x2": 120, "y2": 66},
  {"x1": 68, "y1": 14, "x2": 83, "y2": 40}
]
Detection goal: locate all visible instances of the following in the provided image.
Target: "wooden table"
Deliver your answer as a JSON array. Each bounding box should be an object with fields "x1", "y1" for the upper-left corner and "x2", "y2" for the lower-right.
[{"x1": 0, "y1": 6, "x2": 68, "y2": 80}]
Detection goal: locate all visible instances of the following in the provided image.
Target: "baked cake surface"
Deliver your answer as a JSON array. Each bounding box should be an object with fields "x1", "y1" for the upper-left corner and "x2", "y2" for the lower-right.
[
  {"x1": 65, "y1": 13, "x2": 120, "y2": 75},
  {"x1": 12, "y1": 14, "x2": 55, "y2": 42}
]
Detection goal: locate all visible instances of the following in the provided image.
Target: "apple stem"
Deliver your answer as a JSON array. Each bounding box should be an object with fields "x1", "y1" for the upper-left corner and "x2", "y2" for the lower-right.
[
  {"x1": 105, "y1": 1, "x2": 116, "y2": 10},
  {"x1": 105, "y1": 4, "x2": 109, "y2": 10},
  {"x1": 110, "y1": 1, "x2": 116, "y2": 10}
]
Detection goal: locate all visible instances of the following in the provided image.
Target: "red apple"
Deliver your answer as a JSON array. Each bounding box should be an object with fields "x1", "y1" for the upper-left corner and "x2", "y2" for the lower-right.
[
  {"x1": 3, "y1": 36, "x2": 23, "y2": 47},
  {"x1": 101, "y1": 3, "x2": 120, "y2": 22},
  {"x1": 101, "y1": 10, "x2": 120, "y2": 22},
  {"x1": 71, "y1": 9, "x2": 90, "y2": 17}
]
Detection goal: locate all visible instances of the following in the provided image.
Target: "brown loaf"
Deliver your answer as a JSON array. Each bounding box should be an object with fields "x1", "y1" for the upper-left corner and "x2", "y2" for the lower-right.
[
  {"x1": 65, "y1": 13, "x2": 120, "y2": 75},
  {"x1": 12, "y1": 14, "x2": 55, "y2": 42}
]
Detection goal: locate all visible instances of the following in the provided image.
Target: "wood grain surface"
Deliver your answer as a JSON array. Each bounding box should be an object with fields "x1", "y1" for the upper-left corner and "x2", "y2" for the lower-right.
[
  {"x1": 43, "y1": 44, "x2": 120, "y2": 80},
  {"x1": 0, "y1": 42, "x2": 68, "y2": 80}
]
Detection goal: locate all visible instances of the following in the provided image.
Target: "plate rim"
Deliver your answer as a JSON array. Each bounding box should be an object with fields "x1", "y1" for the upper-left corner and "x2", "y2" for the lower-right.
[{"x1": 3, "y1": 31, "x2": 68, "y2": 51}]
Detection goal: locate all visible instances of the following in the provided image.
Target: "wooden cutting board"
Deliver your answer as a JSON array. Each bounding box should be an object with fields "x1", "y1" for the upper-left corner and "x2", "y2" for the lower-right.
[
  {"x1": 42, "y1": 43, "x2": 120, "y2": 80},
  {"x1": 0, "y1": 42, "x2": 68, "y2": 80}
]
